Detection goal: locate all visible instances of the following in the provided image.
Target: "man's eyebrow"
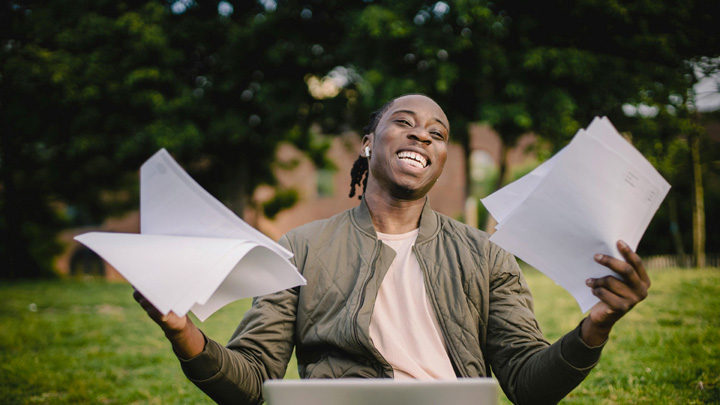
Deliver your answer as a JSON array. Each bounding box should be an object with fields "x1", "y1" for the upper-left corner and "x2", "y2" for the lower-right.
[{"x1": 390, "y1": 109, "x2": 449, "y2": 131}]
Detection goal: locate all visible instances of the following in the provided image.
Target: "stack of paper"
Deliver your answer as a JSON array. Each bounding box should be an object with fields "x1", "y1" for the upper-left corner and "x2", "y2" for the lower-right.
[
  {"x1": 75, "y1": 149, "x2": 307, "y2": 321},
  {"x1": 481, "y1": 117, "x2": 670, "y2": 312}
]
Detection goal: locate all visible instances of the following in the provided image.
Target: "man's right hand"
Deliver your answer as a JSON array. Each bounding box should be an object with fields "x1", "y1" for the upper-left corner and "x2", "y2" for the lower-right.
[
  {"x1": 133, "y1": 289, "x2": 187, "y2": 333},
  {"x1": 132, "y1": 289, "x2": 205, "y2": 359}
]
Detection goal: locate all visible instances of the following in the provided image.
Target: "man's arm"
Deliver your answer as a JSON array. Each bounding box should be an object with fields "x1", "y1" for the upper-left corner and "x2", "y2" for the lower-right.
[
  {"x1": 133, "y1": 287, "x2": 298, "y2": 405},
  {"x1": 485, "y1": 247, "x2": 600, "y2": 405},
  {"x1": 485, "y1": 240, "x2": 650, "y2": 405},
  {"x1": 132, "y1": 234, "x2": 300, "y2": 405},
  {"x1": 581, "y1": 240, "x2": 650, "y2": 346}
]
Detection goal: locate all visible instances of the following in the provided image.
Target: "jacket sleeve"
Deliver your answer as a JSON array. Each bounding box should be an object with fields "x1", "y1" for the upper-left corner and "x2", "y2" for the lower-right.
[
  {"x1": 485, "y1": 244, "x2": 605, "y2": 405},
  {"x1": 176, "y1": 235, "x2": 299, "y2": 405}
]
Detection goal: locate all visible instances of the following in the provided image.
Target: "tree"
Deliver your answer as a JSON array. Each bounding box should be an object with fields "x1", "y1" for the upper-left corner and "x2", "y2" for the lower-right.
[
  {"x1": 317, "y1": 0, "x2": 720, "y2": 248},
  {"x1": 622, "y1": 58, "x2": 720, "y2": 265},
  {"x1": 2, "y1": 0, "x2": 191, "y2": 278},
  {"x1": 0, "y1": 0, "x2": 341, "y2": 278},
  {"x1": 2, "y1": 0, "x2": 719, "y2": 279}
]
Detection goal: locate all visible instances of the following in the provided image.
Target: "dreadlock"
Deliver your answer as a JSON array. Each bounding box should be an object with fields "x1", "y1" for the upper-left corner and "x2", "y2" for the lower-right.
[
  {"x1": 348, "y1": 157, "x2": 369, "y2": 199},
  {"x1": 348, "y1": 98, "x2": 396, "y2": 199}
]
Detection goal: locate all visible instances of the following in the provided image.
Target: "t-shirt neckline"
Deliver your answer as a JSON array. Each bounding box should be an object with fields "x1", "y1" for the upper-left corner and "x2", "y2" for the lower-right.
[{"x1": 376, "y1": 228, "x2": 420, "y2": 241}]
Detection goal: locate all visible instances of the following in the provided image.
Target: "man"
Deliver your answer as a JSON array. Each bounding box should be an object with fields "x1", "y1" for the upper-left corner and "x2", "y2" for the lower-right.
[{"x1": 135, "y1": 94, "x2": 650, "y2": 404}]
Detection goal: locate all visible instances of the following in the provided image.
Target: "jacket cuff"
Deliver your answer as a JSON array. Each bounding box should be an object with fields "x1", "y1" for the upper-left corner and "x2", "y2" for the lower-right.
[
  {"x1": 560, "y1": 320, "x2": 606, "y2": 371},
  {"x1": 175, "y1": 331, "x2": 224, "y2": 382}
]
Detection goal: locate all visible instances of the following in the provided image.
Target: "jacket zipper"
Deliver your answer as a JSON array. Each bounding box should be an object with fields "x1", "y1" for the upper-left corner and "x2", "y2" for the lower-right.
[
  {"x1": 352, "y1": 240, "x2": 383, "y2": 349},
  {"x1": 413, "y1": 244, "x2": 469, "y2": 378}
]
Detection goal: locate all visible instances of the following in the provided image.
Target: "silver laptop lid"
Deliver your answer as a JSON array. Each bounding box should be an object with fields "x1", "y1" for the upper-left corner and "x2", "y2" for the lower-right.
[{"x1": 263, "y1": 378, "x2": 498, "y2": 405}]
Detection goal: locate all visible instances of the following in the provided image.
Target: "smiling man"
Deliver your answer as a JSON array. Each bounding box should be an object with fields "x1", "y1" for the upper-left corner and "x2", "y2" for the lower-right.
[{"x1": 135, "y1": 94, "x2": 650, "y2": 405}]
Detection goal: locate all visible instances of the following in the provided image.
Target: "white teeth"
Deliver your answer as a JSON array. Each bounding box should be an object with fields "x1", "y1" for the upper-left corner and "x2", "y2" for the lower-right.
[{"x1": 397, "y1": 151, "x2": 428, "y2": 168}]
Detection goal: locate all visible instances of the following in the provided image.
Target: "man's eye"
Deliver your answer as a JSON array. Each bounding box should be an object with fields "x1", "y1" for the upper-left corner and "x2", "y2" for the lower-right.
[{"x1": 396, "y1": 119, "x2": 411, "y2": 126}]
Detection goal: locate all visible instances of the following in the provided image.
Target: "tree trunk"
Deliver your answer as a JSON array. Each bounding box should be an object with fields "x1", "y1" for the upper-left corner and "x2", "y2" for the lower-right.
[
  {"x1": 223, "y1": 159, "x2": 251, "y2": 221},
  {"x1": 667, "y1": 194, "x2": 686, "y2": 257},
  {"x1": 690, "y1": 132, "x2": 706, "y2": 268}
]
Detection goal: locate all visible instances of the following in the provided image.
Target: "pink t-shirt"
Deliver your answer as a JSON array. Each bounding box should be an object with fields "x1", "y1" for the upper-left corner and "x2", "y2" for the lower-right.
[{"x1": 369, "y1": 229, "x2": 456, "y2": 380}]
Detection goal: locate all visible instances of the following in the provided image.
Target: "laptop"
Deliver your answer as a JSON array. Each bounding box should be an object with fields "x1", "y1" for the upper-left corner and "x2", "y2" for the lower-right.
[{"x1": 263, "y1": 378, "x2": 499, "y2": 405}]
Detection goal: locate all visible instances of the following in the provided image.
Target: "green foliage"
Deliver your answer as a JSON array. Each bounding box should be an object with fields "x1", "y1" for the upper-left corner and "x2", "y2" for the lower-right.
[
  {"x1": 263, "y1": 188, "x2": 300, "y2": 220},
  {"x1": 327, "y1": 0, "x2": 720, "y2": 255},
  {"x1": 358, "y1": 6, "x2": 413, "y2": 39},
  {"x1": 1, "y1": 1, "x2": 192, "y2": 278},
  {"x1": 616, "y1": 58, "x2": 720, "y2": 255},
  {"x1": 0, "y1": 1, "x2": 341, "y2": 278},
  {"x1": 2, "y1": 0, "x2": 719, "y2": 278},
  {"x1": 325, "y1": 0, "x2": 720, "y2": 146}
]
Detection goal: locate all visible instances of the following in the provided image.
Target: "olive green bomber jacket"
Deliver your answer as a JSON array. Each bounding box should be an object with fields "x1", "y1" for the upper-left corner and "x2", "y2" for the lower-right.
[{"x1": 178, "y1": 199, "x2": 604, "y2": 405}]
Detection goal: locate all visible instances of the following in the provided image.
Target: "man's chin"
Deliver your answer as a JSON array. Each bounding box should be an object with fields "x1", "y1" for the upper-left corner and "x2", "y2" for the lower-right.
[{"x1": 390, "y1": 183, "x2": 432, "y2": 201}]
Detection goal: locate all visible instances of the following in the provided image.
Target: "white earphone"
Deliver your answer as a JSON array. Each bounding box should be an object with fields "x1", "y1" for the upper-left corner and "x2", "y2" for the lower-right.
[{"x1": 365, "y1": 146, "x2": 371, "y2": 158}]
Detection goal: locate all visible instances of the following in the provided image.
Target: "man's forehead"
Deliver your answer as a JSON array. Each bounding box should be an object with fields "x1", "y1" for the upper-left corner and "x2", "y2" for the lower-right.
[
  {"x1": 388, "y1": 95, "x2": 449, "y2": 129},
  {"x1": 391, "y1": 95, "x2": 443, "y2": 113}
]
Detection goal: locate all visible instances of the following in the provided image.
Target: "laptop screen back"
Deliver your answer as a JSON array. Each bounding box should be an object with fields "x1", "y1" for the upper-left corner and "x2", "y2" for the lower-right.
[{"x1": 263, "y1": 378, "x2": 498, "y2": 405}]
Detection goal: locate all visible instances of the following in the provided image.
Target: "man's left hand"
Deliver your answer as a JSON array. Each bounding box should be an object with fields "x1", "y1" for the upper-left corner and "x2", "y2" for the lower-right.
[{"x1": 581, "y1": 240, "x2": 650, "y2": 346}]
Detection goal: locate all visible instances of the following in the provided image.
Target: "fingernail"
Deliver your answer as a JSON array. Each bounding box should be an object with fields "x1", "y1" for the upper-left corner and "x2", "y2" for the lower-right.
[
  {"x1": 618, "y1": 240, "x2": 628, "y2": 249},
  {"x1": 594, "y1": 253, "x2": 603, "y2": 262},
  {"x1": 586, "y1": 278, "x2": 593, "y2": 286}
]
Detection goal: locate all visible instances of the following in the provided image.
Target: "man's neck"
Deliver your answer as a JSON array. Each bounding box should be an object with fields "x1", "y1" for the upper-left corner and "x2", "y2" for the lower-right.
[{"x1": 364, "y1": 189, "x2": 425, "y2": 235}]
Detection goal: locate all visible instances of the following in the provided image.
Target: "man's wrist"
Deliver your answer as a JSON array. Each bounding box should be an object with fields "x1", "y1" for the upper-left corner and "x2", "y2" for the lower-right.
[
  {"x1": 166, "y1": 318, "x2": 205, "y2": 359},
  {"x1": 580, "y1": 316, "x2": 612, "y2": 347}
]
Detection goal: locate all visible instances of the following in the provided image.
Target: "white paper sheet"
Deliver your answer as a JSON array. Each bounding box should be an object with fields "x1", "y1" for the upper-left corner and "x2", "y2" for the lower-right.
[
  {"x1": 74, "y1": 149, "x2": 306, "y2": 321},
  {"x1": 140, "y1": 149, "x2": 292, "y2": 258},
  {"x1": 481, "y1": 118, "x2": 670, "y2": 312}
]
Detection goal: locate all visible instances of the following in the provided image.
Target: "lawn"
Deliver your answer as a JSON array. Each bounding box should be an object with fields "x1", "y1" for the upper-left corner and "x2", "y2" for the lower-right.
[{"x1": 1, "y1": 267, "x2": 718, "y2": 404}]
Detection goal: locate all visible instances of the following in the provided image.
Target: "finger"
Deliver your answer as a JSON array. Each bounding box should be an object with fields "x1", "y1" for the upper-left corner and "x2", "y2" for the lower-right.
[
  {"x1": 586, "y1": 275, "x2": 639, "y2": 301},
  {"x1": 617, "y1": 240, "x2": 651, "y2": 286},
  {"x1": 590, "y1": 286, "x2": 635, "y2": 314},
  {"x1": 132, "y1": 289, "x2": 144, "y2": 303},
  {"x1": 137, "y1": 297, "x2": 159, "y2": 315},
  {"x1": 132, "y1": 289, "x2": 164, "y2": 319},
  {"x1": 594, "y1": 253, "x2": 642, "y2": 289},
  {"x1": 132, "y1": 289, "x2": 152, "y2": 309}
]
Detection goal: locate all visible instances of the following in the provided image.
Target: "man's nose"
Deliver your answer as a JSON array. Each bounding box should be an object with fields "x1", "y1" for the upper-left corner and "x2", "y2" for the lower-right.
[{"x1": 407, "y1": 128, "x2": 432, "y2": 144}]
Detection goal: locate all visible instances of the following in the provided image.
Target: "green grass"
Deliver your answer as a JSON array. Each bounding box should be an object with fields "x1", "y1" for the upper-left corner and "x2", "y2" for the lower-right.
[
  {"x1": 523, "y1": 266, "x2": 720, "y2": 404},
  {"x1": 1, "y1": 268, "x2": 718, "y2": 404}
]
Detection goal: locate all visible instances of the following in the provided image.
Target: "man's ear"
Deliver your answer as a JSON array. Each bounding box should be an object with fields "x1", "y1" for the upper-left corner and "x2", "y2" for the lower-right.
[{"x1": 361, "y1": 134, "x2": 373, "y2": 157}]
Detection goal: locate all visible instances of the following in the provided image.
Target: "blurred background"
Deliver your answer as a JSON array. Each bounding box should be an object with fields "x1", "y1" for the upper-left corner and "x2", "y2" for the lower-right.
[
  {"x1": 2, "y1": 1, "x2": 720, "y2": 404},
  {"x1": 1, "y1": 0, "x2": 719, "y2": 279}
]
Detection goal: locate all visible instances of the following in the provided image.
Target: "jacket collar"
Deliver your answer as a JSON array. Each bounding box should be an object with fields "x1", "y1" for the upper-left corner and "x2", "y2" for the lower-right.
[{"x1": 351, "y1": 196, "x2": 440, "y2": 243}]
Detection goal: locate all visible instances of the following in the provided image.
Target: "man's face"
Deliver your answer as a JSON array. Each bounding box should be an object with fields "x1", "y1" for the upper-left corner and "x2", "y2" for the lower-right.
[{"x1": 365, "y1": 95, "x2": 449, "y2": 200}]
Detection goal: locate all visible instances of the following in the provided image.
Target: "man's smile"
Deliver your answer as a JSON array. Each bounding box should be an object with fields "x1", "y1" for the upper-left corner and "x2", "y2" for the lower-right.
[{"x1": 397, "y1": 150, "x2": 429, "y2": 169}]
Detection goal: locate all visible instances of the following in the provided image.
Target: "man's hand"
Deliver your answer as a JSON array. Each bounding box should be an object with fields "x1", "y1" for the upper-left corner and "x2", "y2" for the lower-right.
[
  {"x1": 133, "y1": 289, "x2": 188, "y2": 333},
  {"x1": 133, "y1": 289, "x2": 205, "y2": 359},
  {"x1": 581, "y1": 240, "x2": 650, "y2": 346}
]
